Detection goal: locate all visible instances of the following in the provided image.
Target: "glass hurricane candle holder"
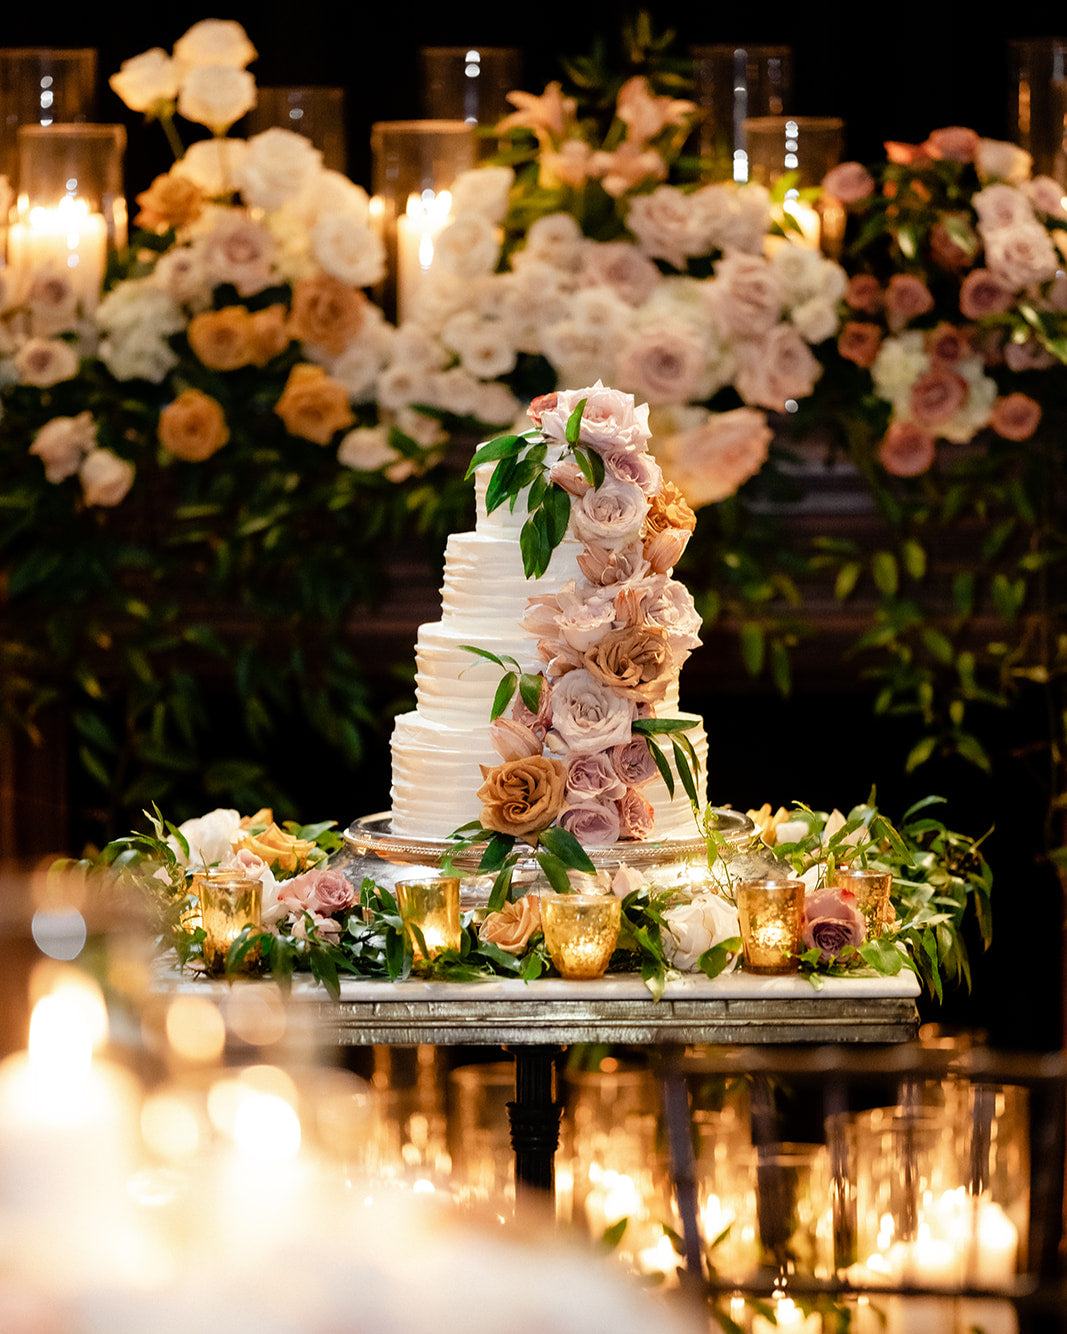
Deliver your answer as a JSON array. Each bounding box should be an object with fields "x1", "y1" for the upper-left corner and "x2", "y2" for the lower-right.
[
  {"x1": 0, "y1": 48, "x2": 98, "y2": 184},
  {"x1": 194, "y1": 867, "x2": 262, "y2": 974},
  {"x1": 736, "y1": 878, "x2": 804, "y2": 975},
  {"x1": 395, "y1": 877, "x2": 462, "y2": 962},
  {"x1": 540, "y1": 894, "x2": 621, "y2": 981},
  {"x1": 244, "y1": 86, "x2": 348, "y2": 172},
  {"x1": 418, "y1": 47, "x2": 522, "y2": 128},
  {"x1": 833, "y1": 866, "x2": 894, "y2": 937}
]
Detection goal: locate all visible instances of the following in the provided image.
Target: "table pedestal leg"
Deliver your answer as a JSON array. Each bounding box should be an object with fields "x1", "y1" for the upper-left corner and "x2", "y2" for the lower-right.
[{"x1": 507, "y1": 1044, "x2": 563, "y2": 1207}]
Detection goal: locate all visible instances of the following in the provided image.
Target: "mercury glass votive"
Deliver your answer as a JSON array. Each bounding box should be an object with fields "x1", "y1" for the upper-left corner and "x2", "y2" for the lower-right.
[
  {"x1": 395, "y1": 877, "x2": 462, "y2": 962},
  {"x1": 833, "y1": 866, "x2": 894, "y2": 937},
  {"x1": 736, "y1": 878, "x2": 804, "y2": 975},
  {"x1": 540, "y1": 894, "x2": 622, "y2": 981},
  {"x1": 194, "y1": 867, "x2": 262, "y2": 974}
]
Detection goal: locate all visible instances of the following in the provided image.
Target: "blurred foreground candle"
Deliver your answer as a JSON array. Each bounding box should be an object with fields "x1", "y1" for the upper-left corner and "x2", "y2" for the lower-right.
[
  {"x1": 540, "y1": 894, "x2": 621, "y2": 980},
  {"x1": 395, "y1": 877, "x2": 462, "y2": 962},
  {"x1": 7, "y1": 122, "x2": 126, "y2": 308},
  {"x1": 736, "y1": 878, "x2": 804, "y2": 973},
  {"x1": 833, "y1": 866, "x2": 894, "y2": 936},
  {"x1": 396, "y1": 187, "x2": 453, "y2": 323},
  {"x1": 194, "y1": 866, "x2": 261, "y2": 973}
]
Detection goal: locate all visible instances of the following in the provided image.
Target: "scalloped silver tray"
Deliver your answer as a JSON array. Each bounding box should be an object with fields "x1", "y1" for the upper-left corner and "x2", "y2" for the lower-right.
[{"x1": 344, "y1": 809, "x2": 753, "y2": 873}]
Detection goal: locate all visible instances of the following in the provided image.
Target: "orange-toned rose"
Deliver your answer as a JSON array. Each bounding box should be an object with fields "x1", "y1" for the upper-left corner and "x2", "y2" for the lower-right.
[
  {"x1": 643, "y1": 479, "x2": 696, "y2": 536},
  {"x1": 234, "y1": 820, "x2": 316, "y2": 874},
  {"x1": 476, "y1": 756, "x2": 567, "y2": 838},
  {"x1": 274, "y1": 363, "x2": 355, "y2": 445},
  {"x1": 287, "y1": 272, "x2": 366, "y2": 356},
  {"x1": 135, "y1": 171, "x2": 206, "y2": 231},
  {"x1": 248, "y1": 304, "x2": 290, "y2": 367},
  {"x1": 158, "y1": 389, "x2": 230, "y2": 462},
  {"x1": 479, "y1": 895, "x2": 543, "y2": 955},
  {"x1": 187, "y1": 306, "x2": 257, "y2": 371},
  {"x1": 581, "y1": 624, "x2": 675, "y2": 705}
]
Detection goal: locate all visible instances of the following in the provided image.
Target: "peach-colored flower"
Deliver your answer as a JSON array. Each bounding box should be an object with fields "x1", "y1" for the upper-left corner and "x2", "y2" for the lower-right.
[
  {"x1": 878, "y1": 420, "x2": 937, "y2": 476},
  {"x1": 29, "y1": 411, "x2": 96, "y2": 483},
  {"x1": 234, "y1": 821, "x2": 316, "y2": 874},
  {"x1": 845, "y1": 273, "x2": 883, "y2": 315},
  {"x1": 822, "y1": 161, "x2": 875, "y2": 204},
  {"x1": 581, "y1": 624, "x2": 676, "y2": 705},
  {"x1": 925, "y1": 323, "x2": 971, "y2": 365},
  {"x1": 884, "y1": 140, "x2": 930, "y2": 167},
  {"x1": 79, "y1": 448, "x2": 135, "y2": 507},
  {"x1": 644, "y1": 479, "x2": 697, "y2": 535},
  {"x1": 615, "y1": 75, "x2": 695, "y2": 145},
  {"x1": 158, "y1": 389, "x2": 230, "y2": 462},
  {"x1": 274, "y1": 364, "x2": 355, "y2": 445},
  {"x1": 617, "y1": 786, "x2": 655, "y2": 840},
  {"x1": 14, "y1": 337, "x2": 79, "y2": 388},
  {"x1": 476, "y1": 755, "x2": 567, "y2": 837},
  {"x1": 644, "y1": 527, "x2": 690, "y2": 572},
  {"x1": 990, "y1": 393, "x2": 1041, "y2": 441},
  {"x1": 924, "y1": 126, "x2": 979, "y2": 163},
  {"x1": 135, "y1": 172, "x2": 205, "y2": 232},
  {"x1": 659, "y1": 407, "x2": 772, "y2": 508},
  {"x1": 734, "y1": 323, "x2": 823, "y2": 410},
  {"x1": 187, "y1": 306, "x2": 257, "y2": 371},
  {"x1": 837, "y1": 321, "x2": 883, "y2": 368},
  {"x1": 248, "y1": 304, "x2": 290, "y2": 366},
  {"x1": 497, "y1": 82, "x2": 576, "y2": 138},
  {"x1": 479, "y1": 895, "x2": 543, "y2": 955},
  {"x1": 591, "y1": 140, "x2": 668, "y2": 197},
  {"x1": 489, "y1": 716, "x2": 543, "y2": 762},
  {"x1": 287, "y1": 272, "x2": 367, "y2": 356},
  {"x1": 886, "y1": 273, "x2": 934, "y2": 331}
]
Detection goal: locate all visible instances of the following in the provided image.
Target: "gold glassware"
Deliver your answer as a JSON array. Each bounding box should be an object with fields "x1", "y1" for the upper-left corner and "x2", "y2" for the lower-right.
[
  {"x1": 194, "y1": 867, "x2": 262, "y2": 973},
  {"x1": 736, "y1": 878, "x2": 805, "y2": 975},
  {"x1": 540, "y1": 894, "x2": 622, "y2": 981},
  {"x1": 395, "y1": 877, "x2": 462, "y2": 962},
  {"x1": 833, "y1": 866, "x2": 894, "y2": 936}
]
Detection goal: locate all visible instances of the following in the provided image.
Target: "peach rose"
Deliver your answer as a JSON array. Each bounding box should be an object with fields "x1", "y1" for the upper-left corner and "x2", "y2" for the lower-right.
[
  {"x1": 837, "y1": 321, "x2": 883, "y2": 368},
  {"x1": 476, "y1": 755, "x2": 567, "y2": 837},
  {"x1": 135, "y1": 172, "x2": 205, "y2": 232},
  {"x1": 479, "y1": 895, "x2": 543, "y2": 955},
  {"x1": 925, "y1": 323, "x2": 971, "y2": 365},
  {"x1": 644, "y1": 479, "x2": 697, "y2": 534},
  {"x1": 288, "y1": 272, "x2": 367, "y2": 356},
  {"x1": 924, "y1": 126, "x2": 979, "y2": 163},
  {"x1": 659, "y1": 407, "x2": 772, "y2": 507},
  {"x1": 878, "y1": 420, "x2": 936, "y2": 476},
  {"x1": 29, "y1": 411, "x2": 96, "y2": 483},
  {"x1": 734, "y1": 323, "x2": 822, "y2": 411},
  {"x1": 990, "y1": 393, "x2": 1041, "y2": 441},
  {"x1": 234, "y1": 820, "x2": 316, "y2": 874},
  {"x1": 274, "y1": 364, "x2": 355, "y2": 445},
  {"x1": 79, "y1": 449, "x2": 135, "y2": 507},
  {"x1": 248, "y1": 304, "x2": 291, "y2": 366},
  {"x1": 158, "y1": 389, "x2": 230, "y2": 462},
  {"x1": 187, "y1": 306, "x2": 257, "y2": 371},
  {"x1": 582, "y1": 623, "x2": 676, "y2": 705}
]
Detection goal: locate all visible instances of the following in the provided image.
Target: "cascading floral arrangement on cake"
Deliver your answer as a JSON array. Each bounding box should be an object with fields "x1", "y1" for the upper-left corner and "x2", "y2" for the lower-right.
[{"x1": 388, "y1": 381, "x2": 709, "y2": 883}]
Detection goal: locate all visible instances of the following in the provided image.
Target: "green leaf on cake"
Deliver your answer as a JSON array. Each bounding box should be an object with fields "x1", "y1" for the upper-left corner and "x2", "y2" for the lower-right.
[
  {"x1": 645, "y1": 738, "x2": 675, "y2": 797},
  {"x1": 542, "y1": 483, "x2": 571, "y2": 550},
  {"x1": 573, "y1": 445, "x2": 605, "y2": 490},
  {"x1": 518, "y1": 672, "x2": 544, "y2": 714},
  {"x1": 671, "y1": 738, "x2": 699, "y2": 806},
  {"x1": 520, "y1": 511, "x2": 552, "y2": 578},
  {"x1": 564, "y1": 397, "x2": 588, "y2": 446},
  {"x1": 491, "y1": 672, "x2": 518, "y2": 720},
  {"x1": 484, "y1": 450, "x2": 520, "y2": 513},
  {"x1": 466, "y1": 432, "x2": 523, "y2": 478}
]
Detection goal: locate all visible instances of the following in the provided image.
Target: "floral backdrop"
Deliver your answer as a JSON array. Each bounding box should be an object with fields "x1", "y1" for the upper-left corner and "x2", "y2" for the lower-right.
[{"x1": 0, "y1": 19, "x2": 1064, "y2": 878}]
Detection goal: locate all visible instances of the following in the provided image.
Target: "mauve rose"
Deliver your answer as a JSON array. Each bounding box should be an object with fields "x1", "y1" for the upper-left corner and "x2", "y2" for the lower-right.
[
  {"x1": 1004, "y1": 338, "x2": 1056, "y2": 372},
  {"x1": 616, "y1": 321, "x2": 710, "y2": 406},
  {"x1": 983, "y1": 222, "x2": 1059, "y2": 291},
  {"x1": 566, "y1": 752, "x2": 626, "y2": 804},
  {"x1": 626, "y1": 184, "x2": 709, "y2": 268},
  {"x1": 706, "y1": 251, "x2": 784, "y2": 338},
  {"x1": 617, "y1": 787, "x2": 655, "y2": 840},
  {"x1": 304, "y1": 868, "x2": 357, "y2": 917},
  {"x1": 990, "y1": 393, "x2": 1042, "y2": 441},
  {"x1": 837, "y1": 322, "x2": 883, "y2": 368},
  {"x1": 908, "y1": 364, "x2": 968, "y2": 428},
  {"x1": 571, "y1": 476, "x2": 649, "y2": 547},
  {"x1": 925, "y1": 323, "x2": 971, "y2": 365},
  {"x1": 659, "y1": 406, "x2": 772, "y2": 507},
  {"x1": 822, "y1": 161, "x2": 875, "y2": 203},
  {"x1": 24, "y1": 272, "x2": 80, "y2": 337},
  {"x1": 560, "y1": 800, "x2": 622, "y2": 846},
  {"x1": 845, "y1": 274, "x2": 884, "y2": 315},
  {"x1": 636, "y1": 576, "x2": 703, "y2": 655},
  {"x1": 14, "y1": 337, "x2": 79, "y2": 388},
  {"x1": 490, "y1": 716, "x2": 544, "y2": 762},
  {"x1": 523, "y1": 581, "x2": 616, "y2": 658},
  {"x1": 1024, "y1": 175, "x2": 1067, "y2": 221},
  {"x1": 886, "y1": 274, "x2": 934, "y2": 331},
  {"x1": 878, "y1": 421, "x2": 937, "y2": 477},
  {"x1": 479, "y1": 894, "x2": 543, "y2": 955},
  {"x1": 547, "y1": 668, "x2": 636, "y2": 754},
  {"x1": 604, "y1": 447, "x2": 663, "y2": 497},
  {"x1": 610, "y1": 736, "x2": 659, "y2": 788},
  {"x1": 924, "y1": 126, "x2": 979, "y2": 163},
  {"x1": 579, "y1": 239, "x2": 662, "y2": 307},
  {"x1": 734, "y1": 324, "x2": 822, "y2": 411},
  {"x1": 959, "y1": 268, "x2": 1013, "y2": 319},
  {"x1": 802, "y1": 887, "x2": 867, "y2": 963}
]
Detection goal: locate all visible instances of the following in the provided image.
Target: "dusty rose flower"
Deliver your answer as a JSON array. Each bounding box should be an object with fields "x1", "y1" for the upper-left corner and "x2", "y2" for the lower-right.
[
  {"x1": 616, "y1": 321, "x2": 710, "y2": 406},
  {"x1": 29, "y1": 411, "x2": 96, "y2": 483},
  {"x1": 565, "y1": 752, "x2": 626, "y2": 804},
  {"x1": 274, "y1": 364, "x2": 355, "y2": 445},
  {"x1": 1004, "y1": 338, "x2": 1057, "y2": 372},
  {"x1": 908, "y1": 364, "x2": 969, "y2": 428},
  {"x1": 547, "y1": 668, "x2": 635, "y2": 754},
  {"x1": 802, "y1": 886, "x2": 867, "y2": 962},
  {"x1": 187, "y1": 305, "x2": 258, "y2": 371},
  {"x1": 610, "y1": 737, "x2": 658, "y2": 788},
  {"x1": 539, "y1": 382, "x2": 652, "y2": 454},
  {"x1": 303, "y1": 868, "x2": 357, "y2": 917},
  {"x1": 1024, "y1": 175, "x2": 1067, "y2": 220},
  {"x1": 845, "y1": 273, "x2": 884, "y2": 315},
  {"x1": 79, "y1": 449, "x2": 135, "y2": 507},
  {"x1": 603, "y1": 447, "x2": 663, "y2": 497},
  {"x1": 489, "y1": 716, "x2": 543, "y2": 762},
  {"x1": 560, "y1": 800, "x2": 622, "y2": 846},
  {"x1": 973, "y1": 182, "x2": 1034, "y2": 234},
  {"x1": 886, "y1": 274, "x2": 934, "y2": 331},
  {"x1": 577, "y1": 540, "x2": 651, "y2": 587},
  {"x1": 617, "y1": 787, "x2": 655, "y2": 840},
  {"x1": 288, "y1": 272, "x2": 367, "y2": 356},
  {"x1": 579, "y1": 239, "x2": 661, "y2": 306},
  {"x1": 822, "y1": 161, "x2": 875, "y2": 203},
  {"x1": 625, "y1": 184, "x2": 709, "y2": 268},
  {"x1": 548, "y1": 458, "x2": 592, "y2": 498},
  {"x1": 479, "y1": 895, "x2": 542, "y2": 955},
  {"x1": 477, "y1": 755, "x2": 567, "y2": 837},
  {"x1": 924, "y1": 126, "x2": 980, "y2": 162},
  {"x1": 837, "y1": 321, "x2": 883, "y2": 368},
  {"x1": 159, "y1": 389, "x2": 230, "y2": 462},
  {"x1": 734, "y1": 324, "x2": 822, "y2": 410},
  {"x1": 925, "y1": 323, "x2": 971, "y2": 365},
  {"x1": 659, "y1": 407, "x2": 772, "y2": 507},
  {"x1": 571, "y1": 476, "x2": 649, "y2": 547},
  {"x1": 959, "y1": 268, "x2": 1014, "y2": 319},
  {"x1": 990, "y1": 393, "x2": 1042, "y2": 441},
  {"x1": 14, "y1": 337, "x2": 79, "y2": 387},
  {"x1": 707, "y1": 251, "x2": 784, "y2": 337},
  {"x1": 582, "y1": 624, "x2": 676, "y2": 705},
  {"x1": 135, "y1": 172, "x2": 205, "y2": 231},
  {"x1": 878, "y1": 420, "x2": 937, "y2": 476}
]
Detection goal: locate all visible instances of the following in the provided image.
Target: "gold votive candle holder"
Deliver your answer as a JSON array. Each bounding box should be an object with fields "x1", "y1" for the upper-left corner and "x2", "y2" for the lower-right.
[
  {"x1": 833, "y1": 866, "x2": 893, "y2": 936},
  {"x1": 194, "y1": 867, "x2": 262, "y2": 973},
  {"x1": 395, "y1": 877, "x2": 462, "y2": 962},
  {"x1": 540, "y1": 894, "x2": 622, "y2": 981},
  {"x1": 736, "y1": 878, "x2": 804, "y2": 975}
]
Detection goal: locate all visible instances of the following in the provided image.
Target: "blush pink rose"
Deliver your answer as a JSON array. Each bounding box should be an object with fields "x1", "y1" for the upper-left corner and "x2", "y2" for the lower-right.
[
  {"x1": 490, "y1": 716, "x2": 544, "y2": 762},
  {"x1": 706, "y1": 251, "x2": 784, "y2": 337},
  {"x1": 802, "y1": 887, "x2": 867, "y2": 962},
  {"x1": 734, "y1": 324, "x2": 822, "y2": 411},
  {"x1": 959, "y1": 268, "x2": 1014, "y2": 319},
  {"x1": 878, "y1": 420, "x2": 937, "y2": 476},
  {"x1": 616, "y1": 321, "x2": 710, "y2": 406},
  {"x1": 201, "y1": 212, "x2": 276, "y2": 296},
  {"x1": 547, "y1": 668, "x2": 636, "y2": 754},
  {"x1": 579, "y1": 239, "x2": 662, "y2": 306},
  {"x1": 304, "y1": 868, "x2": 358, "y2": 916},
  {"x1": 837, "y1": 321, "x2": 883, "y2": 368},
  {"x1": 886, "y1": 273, "x2": 934, "y2": 331},
  {"x1": 908, "y1": 364, "x2": 969, "y2": 428},
  {"x1": 822, "y1": 161, "x2": 875, "y2": 203},
  {"x1": 617, "y1": 787, "x2": 655, "y2": 840},
  {"x1": 570, "y1": 476, "x2": 649, "y2": 547},
  {"x1": 29, "y1": 411, "x2": 96, "y2": 482},
  {"x1": 660, "y1": 406, "x2": 773, "y2": 507},
  {"x1": 983, "y1": 222, "x2": 1059, "y2": 291},
  {"x1": 560, "y1": 800, "x2": 622, "y2": 846},
  {"x1": 536, "y1": 382, "x2": 652, "y2": 453},
  {"x1": 990, "y1": 393, "x2": 1041, "y2": 441}
]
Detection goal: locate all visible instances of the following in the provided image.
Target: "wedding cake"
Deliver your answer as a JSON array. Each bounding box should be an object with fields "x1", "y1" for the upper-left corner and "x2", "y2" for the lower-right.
[{"x1": 388, "y1": 382, "x2": 708, "y2": 846}]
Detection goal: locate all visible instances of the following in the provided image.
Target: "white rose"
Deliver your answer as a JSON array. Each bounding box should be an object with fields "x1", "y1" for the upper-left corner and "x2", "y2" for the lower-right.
[
  {"x1": 432, "y1": 213, "x2": 501, "y2": 280},
  {"x1": 173, "y1": 19, "x2": 257, "y2": 69},
  {"x1": 290, "y1": 170, "x2": 372, "y2": 228},
  {"x1": 169, "y1": 808, "x2": 244, "y2": 867},
  {"x1": 469, "y1": 378, "x2": 521, "y2": 427},
  {"x1": 541, "y1": 320, "x2": 615, "y2": 389},
  {"x1": 975, "y1": 138, "x2": 1033, "y2": 185},
  {"x1": 318, "y1": 308, "x2": 394, "y2": 400},
  {"x1": 571, "y1": 475, "x2": 649, "y2": 547},
  {"x1": 151, "y1": 245, "x2": 214, "y2": 308},
  {"x1": 311, "y1": 211, "x2": 386, "y2": 288},
  {"x1": 237, "y1": 127, "x2": 323, "y2": 211},
  {"x1": 517, "y1": 211, "x2": 585, "y2": 271},
  {"x1": 870, "y1": 331, "x2": 927, "y2": 403},
  {"x1": 662, "y1": 893, "x2": 740, "y2": 971},
  {"x1": 178, "y1": 65, "x2": 257, "y2": 134},
  {"x1": 442, "y1": 310, "x2": 517, "y2": 379},
  {"x1": 29, "y1": 411, "x2": 97, "y2": 483},
  {"x1": 789, "y1": 296, "x2": 841, "y2": 345},
  {"x1": 338, "y1": 426, "x2": 398, "y2": 472},
  {"x1": 109, "y1": 47, "x2": 180, "y2": 113},
  {"x1": 173, "y1": 139, "x2": 247, "y2": 197},
  {"x1": 448, "y1": 165, "x2": 514, "y2": 224},
  {"x1": 79, "y1": 448, "x2": 135, "y2": 508}
]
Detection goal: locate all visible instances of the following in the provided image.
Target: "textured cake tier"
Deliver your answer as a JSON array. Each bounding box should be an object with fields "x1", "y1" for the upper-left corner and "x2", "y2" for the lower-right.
[
  {"x1": 436, "y1": 529, "x2": 583, "y2": 639},
  {"x1": 390, "y1": 709, "x2": 709, "y2": 841}
]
